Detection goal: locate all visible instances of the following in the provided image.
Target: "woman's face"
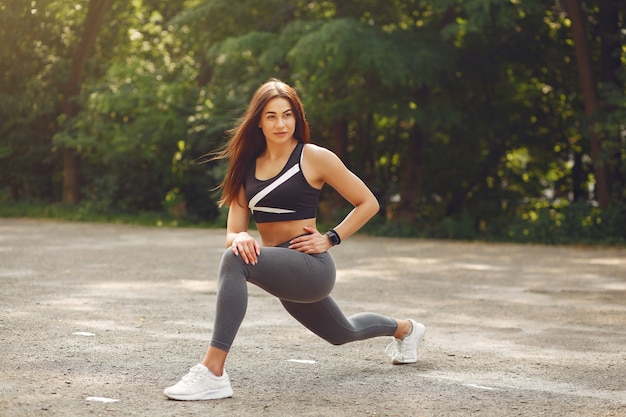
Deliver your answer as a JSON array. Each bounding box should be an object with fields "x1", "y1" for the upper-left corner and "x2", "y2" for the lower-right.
[{"x1": 258, "y1": 97, "x2": 296, "y2": 145}]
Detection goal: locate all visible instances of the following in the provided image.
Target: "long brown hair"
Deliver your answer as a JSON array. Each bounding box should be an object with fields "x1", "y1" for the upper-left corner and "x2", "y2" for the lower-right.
[{"x1": 214, "y1": 79, "x2": 310, "y2": 207}]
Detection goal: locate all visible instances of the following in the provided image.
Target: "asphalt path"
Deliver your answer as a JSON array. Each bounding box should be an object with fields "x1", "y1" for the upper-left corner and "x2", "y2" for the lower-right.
[{"x1": 0, "y1": 218, "x2": 625, "y2": 416}]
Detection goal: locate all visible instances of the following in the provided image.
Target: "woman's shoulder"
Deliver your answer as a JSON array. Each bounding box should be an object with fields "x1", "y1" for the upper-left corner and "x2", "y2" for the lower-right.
[
  {"x1": 302, "y1": 143, "x2": 345, "y2": 178},
  {"x1": 303, "y1": 143, "x2": 338, "y2": 162}
]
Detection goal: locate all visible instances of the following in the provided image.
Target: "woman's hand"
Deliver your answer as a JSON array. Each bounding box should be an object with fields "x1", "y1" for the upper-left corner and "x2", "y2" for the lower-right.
[
  {"x1": 288, "y1": 226, "x2": 332, "y2": 254},
  {"x1": 231, "y1": 232, "x2": 261, "y2": 265}
]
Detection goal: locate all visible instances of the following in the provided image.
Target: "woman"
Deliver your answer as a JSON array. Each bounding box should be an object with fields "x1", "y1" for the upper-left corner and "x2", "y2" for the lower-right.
[{"x1": 164, "y1": 79, "x2": 426, "y2": 401}]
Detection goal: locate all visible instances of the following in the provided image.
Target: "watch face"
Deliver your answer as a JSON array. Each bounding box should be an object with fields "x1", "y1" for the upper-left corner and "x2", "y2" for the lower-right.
[{"x1": 327, "y1": 231, "x2": 339, "y2": 245}]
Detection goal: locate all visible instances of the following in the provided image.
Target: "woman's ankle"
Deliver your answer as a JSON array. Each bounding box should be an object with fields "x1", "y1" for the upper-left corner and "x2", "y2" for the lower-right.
[
  {"x1": 393, "y1": 319, "x2": 412, "y2": 339},
  {"x1": 202, "y1": 346, "x2": 228, "y2": 376}
]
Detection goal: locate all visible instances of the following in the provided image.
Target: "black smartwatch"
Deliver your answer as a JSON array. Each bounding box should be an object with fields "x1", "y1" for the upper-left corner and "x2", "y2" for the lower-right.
[{"x1": 325, "y1": 229, "x2": 341, "y2": 246}]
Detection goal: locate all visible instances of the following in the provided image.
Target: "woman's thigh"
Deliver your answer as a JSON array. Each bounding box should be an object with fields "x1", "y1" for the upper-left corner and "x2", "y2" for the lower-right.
[{"x1": 220, "y1": 247, "x2": 336, "y2": 303}]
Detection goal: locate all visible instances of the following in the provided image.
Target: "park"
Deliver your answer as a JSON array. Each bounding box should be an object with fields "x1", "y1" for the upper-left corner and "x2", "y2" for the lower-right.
[{"x1": 1, "y1": 2, "x2": 625, "y2": 414}]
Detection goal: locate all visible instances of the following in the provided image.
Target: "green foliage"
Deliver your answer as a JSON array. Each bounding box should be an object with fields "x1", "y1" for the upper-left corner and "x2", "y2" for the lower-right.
[
  {"x1": 0, "y1": 0, "x2": 624, "y2": 245},
  {"x1": 497, "y1": 202, "x2": 626, "y2": 245},
  {"x1": 0, "y1": 201, "x2": 216, "y2": 228}
]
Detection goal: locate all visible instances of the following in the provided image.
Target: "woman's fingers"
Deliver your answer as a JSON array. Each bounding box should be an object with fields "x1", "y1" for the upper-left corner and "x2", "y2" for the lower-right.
[
  {"x1": 232, "y1": 240, "x2": 260, "y2": 265},
  {"x1": 289, "y1": 232, "x2": 328, "y2": 254}
]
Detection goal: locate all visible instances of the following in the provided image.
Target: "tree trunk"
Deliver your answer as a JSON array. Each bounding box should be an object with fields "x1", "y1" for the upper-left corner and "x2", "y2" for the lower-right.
[
  {"x1": 61, "y1": 0, "x2": 113, "y2": 203},
  {"x1": 562, "y1": 0, "x2": 610, "y2": 208},
  {"x1": 396, "y1": 123, "x2": 428, "y2": 223},
  {"x1": 316, "y1": 119, "x2": 350, "y2": 212},
  {"x1": 362, "y1": 114, "x2": 377, "y2": 186},
  {"x1": 597, "y1": 0, "x2": 622, "y2": 198}
]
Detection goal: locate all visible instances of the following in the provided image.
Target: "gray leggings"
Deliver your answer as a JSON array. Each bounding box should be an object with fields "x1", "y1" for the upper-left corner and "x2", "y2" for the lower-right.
[{"x1": 210, "y1": 242, "x2": 398, "y2": 352}]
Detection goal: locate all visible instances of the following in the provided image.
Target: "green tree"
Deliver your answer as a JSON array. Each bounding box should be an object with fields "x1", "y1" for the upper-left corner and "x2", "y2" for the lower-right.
[
  {"x1": 59, "y1": 0, "x2": 113, "y2": 203},
  {"x1": 1, "y1": 0, "x2": 624, "y2": 243},
  {"x1": 0, "y1": 0, "x2": 67, "y2": 202}
]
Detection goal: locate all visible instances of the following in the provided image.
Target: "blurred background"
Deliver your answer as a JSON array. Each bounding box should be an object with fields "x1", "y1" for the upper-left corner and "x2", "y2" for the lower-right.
[{"x1": 0, "y1": 0, "x2": 624, "y2": 244}]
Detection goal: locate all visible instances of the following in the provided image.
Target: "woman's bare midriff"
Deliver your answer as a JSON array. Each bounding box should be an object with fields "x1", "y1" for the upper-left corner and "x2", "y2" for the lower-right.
[{"x1": 256, "y1": 218, "x2": 317, "y2": 247}]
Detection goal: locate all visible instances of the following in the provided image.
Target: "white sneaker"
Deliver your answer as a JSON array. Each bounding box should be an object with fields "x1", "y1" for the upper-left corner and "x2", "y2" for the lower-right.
[
  {"x1": 164, "y1": 364, "x2": 233, "y2": 400},
  {"x1": 385, "y1": 319, "x2": 426, "y2": 364}
]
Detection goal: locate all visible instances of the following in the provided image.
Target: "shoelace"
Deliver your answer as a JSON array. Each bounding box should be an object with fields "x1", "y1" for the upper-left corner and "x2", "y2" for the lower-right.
[
  {"x1": 181, "y1": 366, "x2": 205, "y2": 384},
  {"x1": 385, "y1": 338, "x2": 404, "y2": 359}
]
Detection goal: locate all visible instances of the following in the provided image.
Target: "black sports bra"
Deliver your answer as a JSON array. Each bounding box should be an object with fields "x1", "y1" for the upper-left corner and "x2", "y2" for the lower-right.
[{"x1": 244, "y1": 143, "x2": 321, "y2": 223}]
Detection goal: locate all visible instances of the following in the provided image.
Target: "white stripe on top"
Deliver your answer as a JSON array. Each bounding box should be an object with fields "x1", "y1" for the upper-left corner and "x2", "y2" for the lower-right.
[{"x1": 248, "y1": 163, "x2": 300, "y2": 214}]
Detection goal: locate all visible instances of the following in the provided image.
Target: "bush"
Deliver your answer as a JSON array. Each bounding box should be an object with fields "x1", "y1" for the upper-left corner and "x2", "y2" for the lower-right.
[{"x1": 500, "y1": 202, "x2": 626, "y2": 245}]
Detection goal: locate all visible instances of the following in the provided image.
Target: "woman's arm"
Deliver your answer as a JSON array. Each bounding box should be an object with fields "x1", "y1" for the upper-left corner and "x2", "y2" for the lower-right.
[
  {"x1": 311, "y1": 145, "x2": 380, "y2": 240},
  {"x1": 290, "y1": 144, "x2": 379, "y2": 253},
  {"x1": 225, "y1": 187, "x2": 260, "y2": 264}
]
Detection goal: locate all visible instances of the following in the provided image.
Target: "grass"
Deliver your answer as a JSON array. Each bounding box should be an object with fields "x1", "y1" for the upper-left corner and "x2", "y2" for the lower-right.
[{"x1": 0, "y1": 202, "x2": 220, "y2": 229}]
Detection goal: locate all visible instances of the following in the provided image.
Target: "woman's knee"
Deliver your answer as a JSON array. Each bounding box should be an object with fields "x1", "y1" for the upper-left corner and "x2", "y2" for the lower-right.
[
  {"x1": 218, "y1": 249, "x2": 247, "y2": 280},
  {"x1": 326, "y1": 335, "x2": 350, "y2": 346}
]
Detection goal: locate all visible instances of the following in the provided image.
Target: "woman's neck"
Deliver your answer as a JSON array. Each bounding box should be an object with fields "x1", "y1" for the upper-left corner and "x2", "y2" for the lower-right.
[{"x1": 262, "y1": 138, "x2": 298, "y2": 161}]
